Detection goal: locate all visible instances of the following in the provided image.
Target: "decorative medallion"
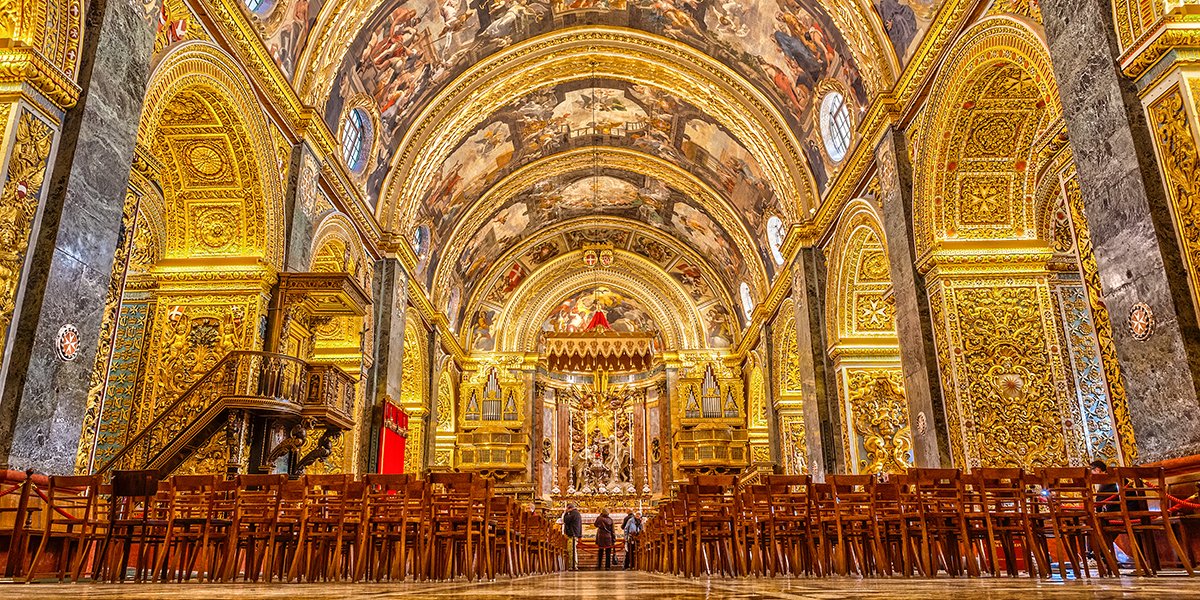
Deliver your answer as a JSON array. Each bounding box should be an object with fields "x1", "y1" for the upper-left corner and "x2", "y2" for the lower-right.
[
  {"x1": 582, "y1": 249, "x2": 598, "y2": 267},
  {"x1": 1128, "y1": 302, "x2": 1155, "y2": 341},
  {"x1": 56, "y1": 324, "x2": 80, "y2": 362},
  {"x1": 598, "y1": 248, "x2": 614, "y2": 267}
]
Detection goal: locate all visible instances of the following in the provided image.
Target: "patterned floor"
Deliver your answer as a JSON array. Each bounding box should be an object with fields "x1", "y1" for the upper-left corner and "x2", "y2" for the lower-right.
[{"x1": 3, "y1": 570, "x2": 1198, "y2": 598}]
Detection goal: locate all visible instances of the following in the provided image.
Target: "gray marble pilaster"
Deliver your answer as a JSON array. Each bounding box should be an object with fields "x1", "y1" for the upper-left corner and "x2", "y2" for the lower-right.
[
  {"x1": 0, "y1": 0, "x2": 154, "y2": 472},
  {"x1": 875, "y1": 126, "x2": 952, "y2": 468},
  {"x1": 362, "y1": 258, "x2": 408, "y2": 472},
  {"x1": 1041, "y1": 0, "x2": 1200, "y2": 461},
  {"x1": 791, "y1": 251, "x2": 840, "y2": 479}
]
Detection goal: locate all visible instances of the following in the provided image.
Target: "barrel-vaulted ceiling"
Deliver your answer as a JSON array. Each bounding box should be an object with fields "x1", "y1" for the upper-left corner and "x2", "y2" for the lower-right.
[{"x1": 241, "y1": 0, "x2": 949, "y2": 352}]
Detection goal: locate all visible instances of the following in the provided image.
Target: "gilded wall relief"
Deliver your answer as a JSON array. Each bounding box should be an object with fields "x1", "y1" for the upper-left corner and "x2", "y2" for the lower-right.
[
  {"x1": 0, "y1": 108, "x2": 54, "y2": 359},
  {"x1": 844, "y1": 369, "x2": 912, "y2": 474},
  {"x1": 932, "y1": 280, "x2": 1076, "y2": 468},
  {"x1": 1149, "y1": 85, "x2": 1200, "y2": 318}
]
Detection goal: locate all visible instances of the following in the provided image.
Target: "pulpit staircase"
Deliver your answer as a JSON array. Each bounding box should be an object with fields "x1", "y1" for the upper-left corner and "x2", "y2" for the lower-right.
[{"x1": 94, "y1": 350, "x2": 356, "y2": 477}]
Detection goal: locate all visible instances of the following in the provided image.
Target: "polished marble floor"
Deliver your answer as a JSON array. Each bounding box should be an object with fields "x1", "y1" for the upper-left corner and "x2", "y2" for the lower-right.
[{"x1": 4, "y1": 571, "x2": 1199, "y2": 599}]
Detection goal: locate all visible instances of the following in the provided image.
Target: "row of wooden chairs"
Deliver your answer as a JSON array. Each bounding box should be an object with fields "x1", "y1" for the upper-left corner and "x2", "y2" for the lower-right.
[
  {"x1": 638, "y1": 467, "x2": 1196, "y2": 579},
  {"x1": 1, "y1": 470, "x2": 567, "y2": 583}
]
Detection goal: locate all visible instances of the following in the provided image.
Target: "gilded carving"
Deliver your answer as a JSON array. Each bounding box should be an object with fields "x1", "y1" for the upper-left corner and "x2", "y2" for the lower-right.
[
  {"x1": 0, "y1": 109, "x2": 54, "y2": 358},
  {"x1": 1149, "y1": 87, "x2": 1200, "y2": 315},
  {"x1": 845, "y1": 369, "x2": 913, "y2": 474}
]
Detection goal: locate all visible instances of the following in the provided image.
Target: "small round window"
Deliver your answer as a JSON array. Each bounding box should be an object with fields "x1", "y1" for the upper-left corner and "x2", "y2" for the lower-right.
[
  {"x1": 739, "y1": 282, "x2": 755, "y2": 320},
  {"x1": 341, "y1": 108, "x2": 372, "y2": 173},
  {"x1": 767, "y1": 216, "x2": 785, "y2": 266},
  {"x1": 819, "y1": 91, "x2": 852, "y2": 163}
]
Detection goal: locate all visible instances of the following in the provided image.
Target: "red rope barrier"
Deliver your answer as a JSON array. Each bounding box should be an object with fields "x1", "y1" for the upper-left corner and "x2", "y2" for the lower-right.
[
  {"x1": 30, "y1": 485, "x2": 82, "y2": 520},
  {"x1": 0, "y1": 483, "x2": 21, "y2": 498}
]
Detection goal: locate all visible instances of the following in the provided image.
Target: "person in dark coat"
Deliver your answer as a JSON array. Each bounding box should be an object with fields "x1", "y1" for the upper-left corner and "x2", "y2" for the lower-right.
[
  {"x1": 594, "y1": 508, "x2": 616, "y2": 570},
  {"x1": 562, "y1": 503, "x2": 583, "y2": 570}
]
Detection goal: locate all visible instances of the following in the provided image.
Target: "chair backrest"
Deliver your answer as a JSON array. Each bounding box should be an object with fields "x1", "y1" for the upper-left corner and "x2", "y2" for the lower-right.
[
  {"x1": 168, "y1": 474, "x2": 217, "y2": 520},
  {"x1": 973, "y1": 468, "x2": 1026, "y2": 516},
  {"x1": 1038, "y1": 467, "x2": 1092, "y2": 515},
  {"x1": 43, "y1": 475, "x2": 101, "y2": 528},
  {"x1": 110, "y1": 469, "x2": 160, "y2": 521},
  {"x1": 1114, "y1": 466, "x2": 1167, "y2": 517},
  {"x1": 233, "y1": 473, "x2": 286, "y2": 524}
]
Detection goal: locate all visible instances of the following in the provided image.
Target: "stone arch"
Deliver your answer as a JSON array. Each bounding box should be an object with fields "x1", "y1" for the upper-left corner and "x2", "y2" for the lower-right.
[
  {"x1": 914, "y1": 18, "x2": 1085, "y2": 469},
  {"x1": 137, "y1": 41, "x2": 286, "y2": 268},
  {"x1": 823, "y1": 198, "x2": 911, "y2": 474},
  {"x1": 914, "y1": 17, "x2": 1065, "y2": 261},
  {"x1": 377, "y1": 28, "x2": 817, "y2": 233}
]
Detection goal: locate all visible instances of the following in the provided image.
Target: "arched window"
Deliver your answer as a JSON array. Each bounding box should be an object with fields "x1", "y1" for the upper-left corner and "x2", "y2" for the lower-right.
[
  {"x1": 740, "y1": 282, "x2": 755, "y2": 320},
  {"x1": 819, "y1": 91, "x2": 852, "y2": 163},
  {"x1": 341, "y1": 108, "x2": 372, "y2": 173},
  {"x1": 767, "y1": 215, "x2": 786, "y2": 266}
]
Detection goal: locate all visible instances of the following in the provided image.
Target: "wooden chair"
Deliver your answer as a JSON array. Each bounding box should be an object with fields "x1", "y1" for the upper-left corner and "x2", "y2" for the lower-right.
[
  {"x1": 24, "y1": 474, "x2": 101, "y2": 582},
  {"x1": 1108, "y1": 466, "x2": 1194, "y2": 576},
  {"x1": 763, "y1": 474, "x2": 818, "y2": 576},
  {"x1": 356, "y1": 474, "x2": 425, "y2": 581},
  {"x1": 95, "y1": 470, "x2": 168, "y2": 582},
  {"x1": 289, "y1": 474, "x2": 360, "y2": 582},
  {"x1": 425, "y1": 472, "x2": 492, "y2": 580},
  {"x1": 870, "y1": 478, "x2": 918, "y2": 576},
  {"x1": 1039, "y1": 467, "x2": 1118, "y2": 579},
  {"x1": 154, "y1": 474, "x2": 231, "y2": 582},
  {"x1": 910, "y1": 468, "x2": 976, "y2": 576},
  {"x1": 681, "y1": 475, "x2": 739, "y2": 576},
  {"x1": 973, "y1": 468, "x2": 1046, "y2": 577},
  {"x1": 224, "y1": 473, "x2": 286, "y2": 582},
  {"x1": 828, "y1": 475, "x2": 880, "y2": 576},
  {"x1": 734, "y1": 484, "x2": 770, "y2": 576}
]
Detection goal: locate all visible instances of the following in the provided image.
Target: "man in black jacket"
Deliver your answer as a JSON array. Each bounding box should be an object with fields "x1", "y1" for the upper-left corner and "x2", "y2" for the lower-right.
[{"x1": 562, "y1": 503, "x2": 583, "y2": 571}]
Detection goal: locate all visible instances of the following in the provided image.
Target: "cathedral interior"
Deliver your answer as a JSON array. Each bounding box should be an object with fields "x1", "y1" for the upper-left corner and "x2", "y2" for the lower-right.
[{"x1": 5, "y1": 0, "x2": 1200, "y2": 595}]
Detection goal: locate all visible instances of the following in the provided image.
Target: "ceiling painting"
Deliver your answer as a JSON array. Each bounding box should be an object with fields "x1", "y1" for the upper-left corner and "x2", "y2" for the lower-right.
[
  {"x1": 322, "y1": 1, "x2": 873, "y2": 200},
  {"x1": 873, "y1": 0, "x2": 945, "y2": 65},
  {"x1": 453, "y1": 171, "x2": 748, "y2": 294}
]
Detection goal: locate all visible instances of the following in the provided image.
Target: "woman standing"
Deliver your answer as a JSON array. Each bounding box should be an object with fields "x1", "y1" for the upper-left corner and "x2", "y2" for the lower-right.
[{"x1": 594, "y1": 508, "x2": 616, "y2": 570}]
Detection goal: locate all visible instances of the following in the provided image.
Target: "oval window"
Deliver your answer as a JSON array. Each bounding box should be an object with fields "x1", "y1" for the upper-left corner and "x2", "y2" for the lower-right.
[
  {"x1": 341, "y1": 107, "x2": 372, "y2": 173},
  {"x1": 819, "y1": 91, "x2": 852, "y2": 163}
]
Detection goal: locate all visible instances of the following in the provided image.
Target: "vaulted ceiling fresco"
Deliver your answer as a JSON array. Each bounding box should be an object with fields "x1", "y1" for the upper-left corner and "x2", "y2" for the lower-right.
[{"x1": 232, "y1": 0, "x2": 953, "y2": 357}]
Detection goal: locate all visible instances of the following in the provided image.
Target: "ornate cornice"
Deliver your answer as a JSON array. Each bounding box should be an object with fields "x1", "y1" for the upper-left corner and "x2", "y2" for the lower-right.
[{"x1": 0, "y1": 47, "x2": 81, "y2": 109}]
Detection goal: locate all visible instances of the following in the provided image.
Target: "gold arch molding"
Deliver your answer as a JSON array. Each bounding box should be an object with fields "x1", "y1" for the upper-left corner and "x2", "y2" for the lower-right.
[
  {"x1": 913, "y1": 17, "x2": 1065, "y2": 264},
  {"x1": 458, "y1": 215, "x2": 739, "y2": 325},
  {"x1": 377, "y1": 27, "x2": 816, "y2": 233},
  {"x1": 137, "y1": 41, "x2": 287, "y2": 269},
  {"x1": 489, "y1": 250, "x2": 709, "y2": 353},
  {"x1": 824, "y1": 198, "x2": 898, "y2": 353},
  {"x1": 431, "y1": 146, "x2": 771, "y2": 297}
]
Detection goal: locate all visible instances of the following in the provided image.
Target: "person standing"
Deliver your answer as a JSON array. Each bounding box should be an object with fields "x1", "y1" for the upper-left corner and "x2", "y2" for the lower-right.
[
  {"x1": 594, "y1": 508, "x2": 616, "y2": 570},
  {"x1": 622, "y1": 510, "x2": 643, "y2": 570},
  {"x1": 563, "y1": 503, "x2": 582, "y2": 571}
]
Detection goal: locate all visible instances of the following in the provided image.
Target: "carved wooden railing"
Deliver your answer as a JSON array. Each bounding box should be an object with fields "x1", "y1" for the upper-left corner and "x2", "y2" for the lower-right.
[
  {"x1": 95, "y1": 351, "x2": 310, "y2": 476},
  {"x1": 303, "y1": 364, "x2": 356, "y2": 430},
  {"x1": 675, "y1": 426, "x2": 749, "y2": 469}
]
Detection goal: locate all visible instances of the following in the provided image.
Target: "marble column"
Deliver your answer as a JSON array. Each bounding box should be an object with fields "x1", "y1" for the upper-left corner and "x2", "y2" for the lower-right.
[
  {"x1": 1041, "y1": 0, "x2": 1200, "y2": 461},
  {"x1": 362, "y1": 258, "x2": 408, "y2": 472},
  {"x1": 0, "y1": 0, "x2": 155, "y2": 472},
  {"x1": 875, "y1": 126, "x2": 952, "y2": 468},
  {"x1": 792, "y1": 250, "x2": 840, "y2": 479}
]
